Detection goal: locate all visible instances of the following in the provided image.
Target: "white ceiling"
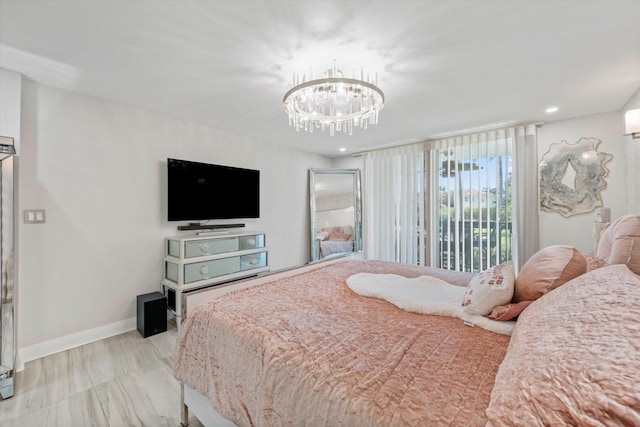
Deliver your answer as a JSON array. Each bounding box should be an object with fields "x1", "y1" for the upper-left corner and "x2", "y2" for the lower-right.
[{"x1": 1, "y1": 1, "x2": 639, "y2": 158}]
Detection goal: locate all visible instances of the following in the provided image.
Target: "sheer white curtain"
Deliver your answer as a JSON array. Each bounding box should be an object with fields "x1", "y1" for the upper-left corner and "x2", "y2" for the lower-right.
[
  {"x1": 427, "y1": 125, "x2": 539, "y2": 272},
  {"x1": 364, "y1": 143, "x2": 427, "y2": 264},
  {"x1": 364, "y1": 125, "x2": 539, "y2": 271},
  {"x1": 512, "y1": 124, "x2": 540, "y2": 272}
]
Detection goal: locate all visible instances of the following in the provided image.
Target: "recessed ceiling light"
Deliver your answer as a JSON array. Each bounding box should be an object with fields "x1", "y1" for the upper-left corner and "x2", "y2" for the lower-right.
[
  {"x1": 339, "y1": 147, "x2": 346, "y2": 152},
  {"x1": 545, "y1": 106, "x2": 559, "y2": 113}
]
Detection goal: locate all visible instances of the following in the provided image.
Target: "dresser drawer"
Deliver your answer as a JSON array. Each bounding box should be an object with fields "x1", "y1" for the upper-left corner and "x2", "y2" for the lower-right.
[
  {"x1": 239, "y1": 234, "x2": 265, "y2": 250},
  {"x1": 183, "y1": 257, "x2": 241, "y2": 284},
  {"x1": 240, "y1": 251, "x2": 268, "y2": 271},
  {"x1": 183, "y1": 237, "x2": 240, "y2": 258},
  {"x1": 165, "y1": 261, "x2": 179, "y2": 283}
]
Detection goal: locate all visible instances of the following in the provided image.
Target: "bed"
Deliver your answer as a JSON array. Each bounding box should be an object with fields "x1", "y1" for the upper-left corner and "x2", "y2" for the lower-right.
[
  {"x1": 174, "y1": 215, "x2": 640, "y2": 427},
  {"x1": 317, "y1": 226, "x2": 354, "y2": 258}
]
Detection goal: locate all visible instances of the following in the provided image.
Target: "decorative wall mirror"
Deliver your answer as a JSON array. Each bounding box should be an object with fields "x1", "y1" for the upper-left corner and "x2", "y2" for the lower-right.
[
  {"x1": 309, "y1": 169, "x2": 362, "y2": 262},
  {"x1": 0, "y1": 136, "x2": 16, "y2": 400}
]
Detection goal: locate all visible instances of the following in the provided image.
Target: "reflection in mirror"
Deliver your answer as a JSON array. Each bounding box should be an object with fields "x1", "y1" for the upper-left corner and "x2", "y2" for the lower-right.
[
  {"x1": 0, "y1": 136, "x2": 15, "y2": 400},
  {"x1": 310, "y1": 169, "x2": 362, "y2": 262}
]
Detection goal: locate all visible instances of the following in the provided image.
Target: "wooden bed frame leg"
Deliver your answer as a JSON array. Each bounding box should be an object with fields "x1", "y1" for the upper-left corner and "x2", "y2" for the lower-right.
[{"x1": 180, "y1": 383, "x2": 189, "y2": 427}]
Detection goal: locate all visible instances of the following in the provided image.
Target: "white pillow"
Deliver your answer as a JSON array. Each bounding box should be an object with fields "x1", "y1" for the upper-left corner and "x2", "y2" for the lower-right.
[{"x1": 461, "y1": 261, "x2": 515, "y2": 316}]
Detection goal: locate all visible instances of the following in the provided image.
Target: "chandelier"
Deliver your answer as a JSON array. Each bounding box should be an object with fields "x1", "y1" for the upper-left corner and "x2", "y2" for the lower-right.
[{"x1": 282, "y1": 65, "x2": 385, "y2": 136}]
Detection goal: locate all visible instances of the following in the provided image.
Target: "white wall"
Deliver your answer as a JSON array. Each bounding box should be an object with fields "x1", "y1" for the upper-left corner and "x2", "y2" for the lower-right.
[
  {"x1": 538, "y1": 110, "x2": 631, "y2": 254},
  {"x1": 622, "y1": 87, "x2": 640, "y2": 213},
  {"x1": 17, "y1": 81, "x2": 332, "y2": 353},
  {"x1": 333, "y1": 155, "x2": 364, "y2": 170},
  {"x1": 0, "y1": 69, "x2": 22, "y2": 148}
]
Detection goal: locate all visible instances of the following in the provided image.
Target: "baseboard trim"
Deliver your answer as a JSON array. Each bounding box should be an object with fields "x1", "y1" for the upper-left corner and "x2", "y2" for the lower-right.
[{"x1": 16, "y1": 316, "x2": 137, "y2": 371}]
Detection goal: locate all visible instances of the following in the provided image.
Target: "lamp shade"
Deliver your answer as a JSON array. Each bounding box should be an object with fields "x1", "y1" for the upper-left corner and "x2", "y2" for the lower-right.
[{"x1": 625, "y1": 108, "x2": 640, "y2": 137}]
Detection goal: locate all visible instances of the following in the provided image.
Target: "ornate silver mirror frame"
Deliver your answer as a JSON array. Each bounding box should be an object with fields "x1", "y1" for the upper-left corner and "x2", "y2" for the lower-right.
[
  {"x1": 0, "y1": 136, "x2": 16, "y2": 400},
  {"x1": 309, "y1": 169, "x2": 362, "y2": 262}
]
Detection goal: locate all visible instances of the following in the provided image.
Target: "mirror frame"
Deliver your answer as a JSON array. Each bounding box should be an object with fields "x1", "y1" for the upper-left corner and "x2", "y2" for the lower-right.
[
  {"x1": 0, "y1": 137, "x2": 15, "y2": 400},
  {"x1": 309, "y1": 168, "x2": 362, "y2": 262}
]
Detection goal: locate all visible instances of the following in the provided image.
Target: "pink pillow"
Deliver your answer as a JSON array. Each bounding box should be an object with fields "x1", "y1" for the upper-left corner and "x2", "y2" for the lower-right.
[
  {"x1": 514, "y1": 245, "x2": 586, "y2": 303},
  {"x1": 596, "y1": 214, "x2": 640, "y2": 275},
  {"x1": 329, "y1": 232, "x2": 352, "y2": 241},
  {"x1": 488, "y1": 301, "x2": 532, "y2": 321},
  {"x1": 461, "y1": 261, "x2": 515, "y2": 316}
]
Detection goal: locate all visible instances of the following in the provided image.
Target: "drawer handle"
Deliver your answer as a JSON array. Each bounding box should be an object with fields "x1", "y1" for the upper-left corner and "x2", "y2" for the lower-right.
[
  {"x1": 199, "y1": 243, "x2": 210, "y2": 253},
  {"x1": 199, "y1": 265, "x2": 209, "y2": 275},
  {"x1": 249, "y1": 258, "x2": 259, "y2": 265},
  {"x1": 247, "y1": 238, "x2": 256, "y2": 246}
]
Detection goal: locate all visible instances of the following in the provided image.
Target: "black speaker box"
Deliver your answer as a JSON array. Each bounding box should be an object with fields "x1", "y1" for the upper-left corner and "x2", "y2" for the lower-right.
[{"x1": 137, "y1": 292, "x2": 167, "y2": 338}]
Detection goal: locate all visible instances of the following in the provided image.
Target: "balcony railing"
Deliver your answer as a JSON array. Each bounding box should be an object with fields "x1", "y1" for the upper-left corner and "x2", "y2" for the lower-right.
[{"x1": 438, "y1": 219, "x2": 513, "y2": 273}]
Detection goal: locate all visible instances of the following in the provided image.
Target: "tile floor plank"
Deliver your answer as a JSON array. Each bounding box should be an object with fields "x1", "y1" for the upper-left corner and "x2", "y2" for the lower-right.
[
  {"x1": 0, "y1": 321, "x2": 207, "y2": 427},
  {"x1": 75, "y1": 330, "x2": 163, "y2": 386},
  {"x1": 0, "y1": 388, "x2": 109, "y2": 427},
  {"x1": 94, "y1": 359, "x2": 182, "y2": 426}
]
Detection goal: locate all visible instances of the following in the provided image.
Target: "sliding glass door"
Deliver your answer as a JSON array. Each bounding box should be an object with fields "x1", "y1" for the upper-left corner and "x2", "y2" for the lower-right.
[
  {"x1": 365, "y1": 127, "x2": 527, "y2": 273},
  {"x1": 433, "y1": 138, "x2": 513, "y2": 273}
]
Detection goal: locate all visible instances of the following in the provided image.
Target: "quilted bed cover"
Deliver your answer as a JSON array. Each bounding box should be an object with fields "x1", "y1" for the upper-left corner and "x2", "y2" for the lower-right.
[{"x1": 174, "y1": 260, "x2": 509, "y2": 426}]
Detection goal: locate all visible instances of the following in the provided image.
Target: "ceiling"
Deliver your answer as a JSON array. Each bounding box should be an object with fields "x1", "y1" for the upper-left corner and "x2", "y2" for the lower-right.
[{"x1": 1, "y1": 1, "x2": 639, "y2": 158}]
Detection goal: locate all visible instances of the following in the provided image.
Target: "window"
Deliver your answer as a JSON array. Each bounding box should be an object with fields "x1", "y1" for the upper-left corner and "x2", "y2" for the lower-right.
[
  {"x1": 432, "y1": 138, "x2": 513, "y2": 273},
  {"x1": 366, "y1": 126, "x2": 537, "y2": 273}
]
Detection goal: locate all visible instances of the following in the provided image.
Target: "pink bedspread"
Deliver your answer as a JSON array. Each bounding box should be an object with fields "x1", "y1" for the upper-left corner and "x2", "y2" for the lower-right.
[
  {"x1": 485, "y1": 264, "x2": 640, "y2": 426},
  {"x1": 174, "y1": 260, "x2": 509, "y2": 426}
]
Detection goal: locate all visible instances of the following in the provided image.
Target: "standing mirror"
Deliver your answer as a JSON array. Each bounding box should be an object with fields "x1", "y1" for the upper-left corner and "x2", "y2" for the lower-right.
[
  {"x1": 310, "y1": 169, "x2": 362, "y2": 262},
  {"x1": 0, "y1": 136, "x2": 16, "y2": 400}
]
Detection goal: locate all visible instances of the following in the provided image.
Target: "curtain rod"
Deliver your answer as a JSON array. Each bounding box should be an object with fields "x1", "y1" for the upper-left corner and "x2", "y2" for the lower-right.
[{"x1": 351, "y1": 121, "x2": 544, "y2": 158}]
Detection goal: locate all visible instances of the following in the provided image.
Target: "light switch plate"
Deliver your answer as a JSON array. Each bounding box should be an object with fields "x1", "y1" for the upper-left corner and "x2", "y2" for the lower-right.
[{"x1": 24, "y1": 209, "x2": 46, "y2": 224}]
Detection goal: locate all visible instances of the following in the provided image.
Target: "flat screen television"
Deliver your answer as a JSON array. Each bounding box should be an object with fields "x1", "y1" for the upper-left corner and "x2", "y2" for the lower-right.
[{"x1": 167, "y1": 158, "x2": 260, "y2": 221}]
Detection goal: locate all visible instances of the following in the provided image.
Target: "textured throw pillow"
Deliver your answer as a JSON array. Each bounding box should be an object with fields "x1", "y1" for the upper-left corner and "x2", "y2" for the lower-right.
[
  {"x1": 488, "y1": 300, "x2": 532, "y2": 321},
  {"x1": 513, "y1": 245, "x2": 586, "y2": 303},
  {"x1": 596, "y1": 214, "x2": 640, "y2": 275},
  {"x1": 461, "y1": 261, "x2": 515, "y2": 316},
  {"x1": 585, "y1": 255, "x2": 608, "y2": 272}
]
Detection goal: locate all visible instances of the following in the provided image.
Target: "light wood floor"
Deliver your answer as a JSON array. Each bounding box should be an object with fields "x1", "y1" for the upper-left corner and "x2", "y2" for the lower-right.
[{"x1": 0, "y1": 320, "x2": 203, "y2": 427}]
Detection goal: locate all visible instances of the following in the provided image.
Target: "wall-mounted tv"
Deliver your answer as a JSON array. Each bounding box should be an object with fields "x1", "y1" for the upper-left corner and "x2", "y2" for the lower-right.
[{"x1": 167, "y1": 158, "x2": 260, "y2": 221}]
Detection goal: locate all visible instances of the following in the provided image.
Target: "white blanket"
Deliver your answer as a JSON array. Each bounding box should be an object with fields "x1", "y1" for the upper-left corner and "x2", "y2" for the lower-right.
[{"x1": 346, "y1": 273, "x2": 515, "y2": 336}]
